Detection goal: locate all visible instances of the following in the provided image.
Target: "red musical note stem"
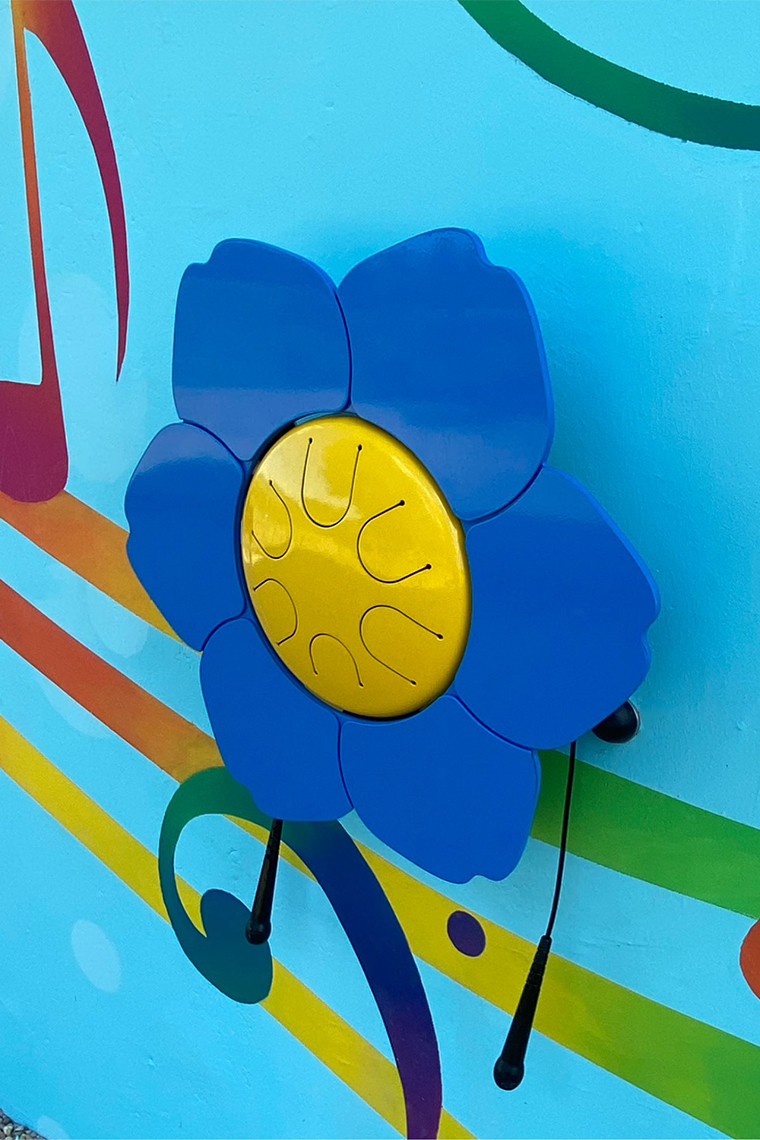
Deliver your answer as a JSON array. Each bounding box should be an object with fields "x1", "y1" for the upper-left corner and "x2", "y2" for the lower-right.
[{"x1": 1, "y1": 0, "x2": 129, "y2": 502}]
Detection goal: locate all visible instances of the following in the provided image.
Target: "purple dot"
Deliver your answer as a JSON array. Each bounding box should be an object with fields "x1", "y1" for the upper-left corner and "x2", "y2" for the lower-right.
[{"x1": 447, "y1": 910, "x2": 486, "y2": 957}]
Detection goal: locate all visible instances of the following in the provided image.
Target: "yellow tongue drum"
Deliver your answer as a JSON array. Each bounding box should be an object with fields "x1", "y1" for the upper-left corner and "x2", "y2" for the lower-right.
[{"x1": 240, "y1": 415, "x2": 471, "y2": 719}]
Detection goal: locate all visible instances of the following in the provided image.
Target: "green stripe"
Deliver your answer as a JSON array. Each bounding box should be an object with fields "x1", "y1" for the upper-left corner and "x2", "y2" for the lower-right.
[
  {"x1": 459, "y1": 0, "x2": 760, "y2": 150},
  {"x1": 545, "y1": 949, "x2": 760, "y2": 1139},
  {"x1": 535, "y1": 750, "x2": 760, "y2": 919}
]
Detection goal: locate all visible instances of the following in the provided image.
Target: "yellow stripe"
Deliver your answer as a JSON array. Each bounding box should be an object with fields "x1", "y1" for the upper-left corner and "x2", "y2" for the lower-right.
[
  {"x1": 0, "y1": 715, "x2": 471, "y2": 1140},
  {"x1": 360, "y1": 848, "x2": 532, "y2": 1011},
  {"x1": 243, "y1": 818, "x2": 530, "y2": 1011}
]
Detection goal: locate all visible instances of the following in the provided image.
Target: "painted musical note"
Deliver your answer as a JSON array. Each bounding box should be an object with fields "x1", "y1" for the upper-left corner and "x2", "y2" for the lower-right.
[{"x1": 0, "y1": 0, "x2": 128, "y2": 502}]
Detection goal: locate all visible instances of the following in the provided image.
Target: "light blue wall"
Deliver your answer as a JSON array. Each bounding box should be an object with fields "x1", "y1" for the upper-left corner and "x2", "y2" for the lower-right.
[{"x1": 2, "y1": 3, "x2": 760, "y2": 1137}]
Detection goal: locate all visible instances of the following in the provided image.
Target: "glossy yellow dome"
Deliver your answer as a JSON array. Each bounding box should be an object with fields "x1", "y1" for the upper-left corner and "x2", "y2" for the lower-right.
[{"x1": 240, "y1": 415, "x2": 470, "y2": 719}]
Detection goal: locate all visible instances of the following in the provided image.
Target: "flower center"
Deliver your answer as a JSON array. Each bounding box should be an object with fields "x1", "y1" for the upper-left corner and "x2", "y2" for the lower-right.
[{"x1": 240, "y1": 415, "x2": 471, "y2": 719}]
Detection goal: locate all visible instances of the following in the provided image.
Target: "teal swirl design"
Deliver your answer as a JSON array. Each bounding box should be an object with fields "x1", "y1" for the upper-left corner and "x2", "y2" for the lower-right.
[
  {"x1": 158, "y1": 767, "x2": 443, "y2": 1139},
  {"x1": 158, "y1": 766, "x2": 274, "y2": 1003}
]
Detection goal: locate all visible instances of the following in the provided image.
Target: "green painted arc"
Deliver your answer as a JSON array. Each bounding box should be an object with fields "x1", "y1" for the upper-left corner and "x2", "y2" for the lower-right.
[
  {"x1": 536, "y1": 750, "x2": 760, "y2": 920},
  {"x1": 459, "y1": 0, "x2": 760, "y2": 150}
]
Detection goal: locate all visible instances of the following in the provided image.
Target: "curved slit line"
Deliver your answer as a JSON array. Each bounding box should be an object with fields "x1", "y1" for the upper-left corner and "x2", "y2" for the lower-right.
[
  {"x1": 252, "y1": 578, "x2": 298, "y2": 644},
  {"x1": 250, "y1": 481, "x2": 293, "y2": 560},
  {"x1": 357, "y1": 502, "x2": 431, "y2": 583},
  {"x1": 359, "y1": 610, "x2": 416, "y2": 686},
  {"x1": 359, "y1": 606, "x2": 443, "y2": 686},
  {"x1": 309, "y1": 633, "x2": 363, "y2": 688},
  {"x1": 301, "y1": 438, "x2": 362, "y2": 528}
]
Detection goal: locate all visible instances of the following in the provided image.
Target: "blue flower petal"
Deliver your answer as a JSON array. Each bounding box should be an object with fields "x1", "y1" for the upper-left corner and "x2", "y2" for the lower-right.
[
  {"x1": 173, "y1": 240, "x2": 350, "y2": 460},
  {"x1": 456, "y1": 466, "x2": 660, "y2": 750},
  {"x1": 125, "y1": 423, "x2": 246, "y2": 650},
  {"x1": 339, "y1": 229, "x2": 553, "y2": 520},
  {"x1": 201, "y1": 616, "x2": 351, "y2": 821},
  {"x1": 340, "y1": 696, "x2": 539, "y2": 883}
]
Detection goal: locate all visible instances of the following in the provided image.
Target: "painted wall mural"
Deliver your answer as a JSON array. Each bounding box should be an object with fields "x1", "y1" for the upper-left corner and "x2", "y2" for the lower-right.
[
  {"x1": 0, "y1": 0, "x2": 127, "y2": 502},
  {"x1": 2, "y1": 2, "x2": 760, "y2": 1139},
  {"x1": 460, "y1": 1, "x2": 760, "y2": 150}
]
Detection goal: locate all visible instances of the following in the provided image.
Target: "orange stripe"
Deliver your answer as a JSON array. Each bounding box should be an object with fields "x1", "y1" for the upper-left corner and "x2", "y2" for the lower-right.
[
  {"x1": 0, "y1": 577, "x2": 214, "y2": 781},
  {"x1": 0, "y1": 576, "x2": 309, "y2": 881},
  {"x1": 0, "y1": 489, "x2": 173, "y2": 636}
]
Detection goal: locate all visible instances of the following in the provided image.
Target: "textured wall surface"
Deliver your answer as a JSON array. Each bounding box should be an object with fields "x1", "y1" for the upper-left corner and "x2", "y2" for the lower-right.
[{"x1": 2, "y1": 2, "x2": 760, "y2": 1137}]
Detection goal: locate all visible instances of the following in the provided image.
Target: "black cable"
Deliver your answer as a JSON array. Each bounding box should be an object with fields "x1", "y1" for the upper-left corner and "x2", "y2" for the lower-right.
[
  {"x1": 494, "y1": 740, "x2": 577, "y2": 1090},
  {"x1": 545, "y1": 738, "x2": 577, "y2": 939}
]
